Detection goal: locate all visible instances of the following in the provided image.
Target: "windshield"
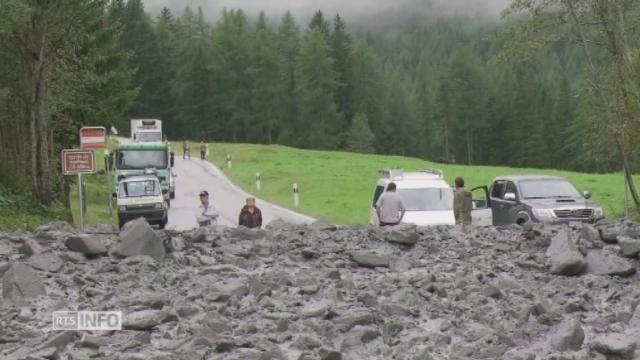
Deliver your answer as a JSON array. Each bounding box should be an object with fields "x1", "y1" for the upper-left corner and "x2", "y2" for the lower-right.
[
  {"x1": 135, "y1": 132, "x2": 162, "y2": 142},
  {"x1": 520, "y1": 179, "x2": 581, "y2": 199},
  {"x1": 397, "y1": 188, "x2": 454, "y2": 211},
  {"x1": 118, "y1": 180, "x2": 160, "y2": 198},
  {"x1": 116, "y1": 150, "x2": 167, "y2": 169}
]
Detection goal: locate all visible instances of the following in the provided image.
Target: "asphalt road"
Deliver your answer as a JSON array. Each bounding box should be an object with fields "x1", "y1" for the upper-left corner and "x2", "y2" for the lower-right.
[{"x1": 167, "y1": 154, "x2": 314, "y2": 230}]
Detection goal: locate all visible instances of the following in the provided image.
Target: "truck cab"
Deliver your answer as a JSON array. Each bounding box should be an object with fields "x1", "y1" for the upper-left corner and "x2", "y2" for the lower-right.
[
  {"x1": 115, "y1": 175, "x2": 168, "y2": 229},
  {"x1": 114, "y1": 142, "x2": 174, "y2": 204},
  {"x1": 131, "y1": 119, "x2": 162, "y2": 143},
  {"x1": 370, "y1": 169, "x2": 492, "y2": 227},
  {"x1": 488, "y1": 175, "x2": 604, "y2": 226}
]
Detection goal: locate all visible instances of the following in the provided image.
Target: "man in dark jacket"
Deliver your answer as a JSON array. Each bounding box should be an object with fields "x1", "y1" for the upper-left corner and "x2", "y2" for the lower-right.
[
  {"x1": 454, "y1": 177, "x2": 472, "y2": 226},
  {"x1": 239, "y1": 197, "x2": 262, "y2": 229}
]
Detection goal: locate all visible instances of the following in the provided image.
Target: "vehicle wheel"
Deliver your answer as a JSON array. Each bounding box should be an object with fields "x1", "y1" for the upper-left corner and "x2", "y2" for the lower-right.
[
  {"x1": 516, "y1": 218, "x2": 527, "y2": 226},
  {"x1": 158, "y1": 221, "x2": 166, "y2": 229}
]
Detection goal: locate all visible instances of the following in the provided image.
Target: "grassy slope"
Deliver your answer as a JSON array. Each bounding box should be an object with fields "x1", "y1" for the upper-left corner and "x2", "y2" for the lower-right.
[{"x1": 184, "y1": 142, "x2": 630, "y2": 224}]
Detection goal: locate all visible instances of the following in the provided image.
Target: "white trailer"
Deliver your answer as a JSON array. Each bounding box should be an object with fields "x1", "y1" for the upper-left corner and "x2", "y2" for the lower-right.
[{"x1": 131, "y1": 119, "x2": 163, "y2": 142}]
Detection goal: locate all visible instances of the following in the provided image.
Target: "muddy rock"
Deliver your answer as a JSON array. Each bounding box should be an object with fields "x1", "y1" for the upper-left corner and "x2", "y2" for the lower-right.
[
  {"x1": 65, "y1": 234, "x2": 107, "y2": 256},
  {"x1": 591, "y1": 333, "x2": 636, "y2": 358},
  {"x1": 599, "y1": 223, "x2": 622, "y2": 244},
  {"x1": 311, "y1": 218, "x2": 338, "y2": 231},
  {"x1": 548, "y1": 318, "x2": 585, "y2": 351},
  {"x1": 27, "y1": 249, "x2": 63, "y2": 273},
  {"x1": 2, "y1": 262, "x2": 46, "y2": 303},
  {"x1": 111, "y1": 218, "x2": 166, "y2": 262},
  {"x1": 386, "y1": 225, "x2": 419, "y2": 246},
  {"x1": 585, "y1": 250, "x2": 636, "y2": 277},
  {"x1": 618, "y1": 236, "x2": 640, "y2": 258},
  {"x1": 546, "y1": 228, "x2": 586, "y2": 276},
  {"x1": 350, "y1": 251, "x2": 390, "y2": 268}
]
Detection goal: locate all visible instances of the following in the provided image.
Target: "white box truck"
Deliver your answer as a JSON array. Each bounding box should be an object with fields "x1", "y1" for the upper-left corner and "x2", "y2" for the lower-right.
[{"x1": 131, "y1": 119, "x2": 163, "y2": 142}]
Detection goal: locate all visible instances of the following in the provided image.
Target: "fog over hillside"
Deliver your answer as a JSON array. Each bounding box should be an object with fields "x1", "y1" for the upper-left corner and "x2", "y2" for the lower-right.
[{"x1": 142, "y1": 0, "x2": 510, "y2": 22}]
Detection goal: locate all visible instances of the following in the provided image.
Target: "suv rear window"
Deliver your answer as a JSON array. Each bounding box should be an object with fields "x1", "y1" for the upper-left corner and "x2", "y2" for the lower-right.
[
  {"x1": 372, "y1": 186, "x2": 384, "y2": 207},
  {"x1": 491, "y1": 181, "x2": 506, "y2": 198}
]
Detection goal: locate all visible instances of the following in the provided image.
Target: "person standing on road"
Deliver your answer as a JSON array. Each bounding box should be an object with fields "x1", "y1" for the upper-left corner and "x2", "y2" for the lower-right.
[
  {"x1": 376, "y1": 182, "x2": 406, "y2": 227},
  {"x1": 454, "y1": 177, "x2": 472, "y2": 226},
  {"x1": 197, "y1": 190, "x2": 219, "y2": 227},
  {"x1": 238, "y1": 197, "x2": 262, "y2": 229},
  {"x1": 182, "y1": 140, "x2": 191, "y2": 160},
  {"x1": 200, "y1": 141, "x2": 207, "y2": 160}
]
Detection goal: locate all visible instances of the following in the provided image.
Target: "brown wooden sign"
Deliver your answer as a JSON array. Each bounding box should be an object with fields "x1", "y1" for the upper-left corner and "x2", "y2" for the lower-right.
[{"x1": 61, "y1": 149, "x2": 96, "y2": 175}]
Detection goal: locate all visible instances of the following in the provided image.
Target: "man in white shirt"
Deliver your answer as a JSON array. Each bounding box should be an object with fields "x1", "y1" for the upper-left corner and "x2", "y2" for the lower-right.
[
  {"x1": 197, "y1": 190, "x2": 219, "y2": 227},
  {"x1": 376, "y1": 182, "x2": 406, "y2": 227}
]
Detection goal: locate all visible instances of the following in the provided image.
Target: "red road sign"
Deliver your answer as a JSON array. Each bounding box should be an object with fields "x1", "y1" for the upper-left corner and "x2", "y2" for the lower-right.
[
  {"x1": 62, "y1": 149, "x2": 96, "y2": 175},
  {"x1": 80, "y1": 127, "x2": 106, "y2": 150}
]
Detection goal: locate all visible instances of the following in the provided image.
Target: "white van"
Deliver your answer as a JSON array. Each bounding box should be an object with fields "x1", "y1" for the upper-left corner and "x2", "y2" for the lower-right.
[{"x1": 370, "y1": 169, "x2": 492, "y2": 227}]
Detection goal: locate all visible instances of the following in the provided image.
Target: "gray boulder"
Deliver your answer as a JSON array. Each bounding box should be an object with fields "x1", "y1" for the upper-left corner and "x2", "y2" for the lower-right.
[
  {"x1": 585, "y1": 250, "x2": 636, "y2": 277},
  {"x1": 311, "y1": 218, "x2": 338, "y2": 231},
  {"x1": 546, "y1": 228, "x2": 586, "y2": 276},
  {"x1": 618, "y1": 236, "x2": 640, "y2": 258},
  {"x1": 123, "y1": 309, "x2": 170, "y2": 330},
  {"x1": 34, "y1": 221, "x2": 75, "y2": 240},
  {"x1": 548, "y1": 318, "x2": 584, "y2": 351},
  {"x1": 630, "y1": 304, "x2": 640, "y2": 329},
  {"x1": 65, "y1": 234, "x2": 107, "y2": 256},
  {"x1": 599, "y1": 223, "x2": 621, "y2": 244},
  {"x1": 224, "y1": 226, "x2": 267, "y2": 241},
  {"x1": 581, "y1": 223, "x2": 601, "y2": 243},
  {"x1": 111, "y1": 218, "x2": 166, "y2": 262},
  {"x1": 591, "y1": 333, "x2": 636, "y2": 358},
  {"x1": 386, "y1": 226, "x2": 419, "y2": 247},
  {"x1": 27, "y1": 249, "x2": 64, "y2": 273},
  {"x1": 2, "y1": 262, "x2": 46, "y2": 303},
  {"x1": 350, "y1": 252, "x2": 390, "y2": 268}
]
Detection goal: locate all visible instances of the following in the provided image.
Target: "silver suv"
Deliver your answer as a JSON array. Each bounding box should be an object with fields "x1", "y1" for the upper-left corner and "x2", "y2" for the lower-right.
[{"x1": 489, "y1": 175, "x2": 604, "y2": 226}]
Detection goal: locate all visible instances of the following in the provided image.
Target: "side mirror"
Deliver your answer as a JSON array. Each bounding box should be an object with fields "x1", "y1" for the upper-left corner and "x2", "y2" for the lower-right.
[
  {"x1": 583, "y1": 191, "x2": 592, "y2": 199},
  {"x1": 504, "y1": 192, "x2": 517, "y2": 202},
  {"x1": 112, "y1": 192, "x2": 117, "y2": 198}
]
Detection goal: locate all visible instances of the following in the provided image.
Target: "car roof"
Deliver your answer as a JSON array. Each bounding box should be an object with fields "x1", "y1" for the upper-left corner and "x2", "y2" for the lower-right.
[
  {"x1": 120, "y1": 175, "x2": 159, "y2": 183},
  {"x1": 493, "y1": 175, "x2": 566, "y2": 182},
  {"x1": 378, "y1": 177, "x2": 451, "y2": 189}
]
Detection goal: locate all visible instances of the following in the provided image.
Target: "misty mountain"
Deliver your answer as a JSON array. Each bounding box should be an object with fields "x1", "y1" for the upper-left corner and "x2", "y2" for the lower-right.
[{"x1": 142, "y1": 0, "x2": 510, "y2": 25}]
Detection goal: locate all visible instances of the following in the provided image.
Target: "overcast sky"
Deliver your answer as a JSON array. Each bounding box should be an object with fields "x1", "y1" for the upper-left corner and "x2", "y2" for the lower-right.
[{"x1": 142, "y1": 0, "x2": 510, "y2": 21}]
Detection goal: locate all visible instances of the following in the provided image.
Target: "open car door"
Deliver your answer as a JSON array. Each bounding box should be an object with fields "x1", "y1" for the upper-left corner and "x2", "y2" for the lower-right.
[{"x1": 470, "y1": 186, "x2": 492, "y2": 226}]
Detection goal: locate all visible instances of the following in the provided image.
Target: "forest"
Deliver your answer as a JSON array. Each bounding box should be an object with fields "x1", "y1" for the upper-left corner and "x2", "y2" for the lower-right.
[{"x1": 1, "y1": 0, "x2": 640, "y2": 211}]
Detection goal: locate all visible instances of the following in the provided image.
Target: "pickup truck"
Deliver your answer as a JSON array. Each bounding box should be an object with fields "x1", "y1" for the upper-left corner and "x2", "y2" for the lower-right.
[{"x1": 488, "y1": 175, "x2": 604, "y2": 226}]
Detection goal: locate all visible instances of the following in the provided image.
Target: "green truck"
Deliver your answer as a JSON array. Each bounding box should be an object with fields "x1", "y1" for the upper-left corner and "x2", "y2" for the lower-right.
[{"x1": 113, "y1": 142, "x2": 174, "y2": 204}]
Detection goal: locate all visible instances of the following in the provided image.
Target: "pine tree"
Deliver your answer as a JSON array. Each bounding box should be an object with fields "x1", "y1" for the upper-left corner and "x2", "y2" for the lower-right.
[
  {"x1": 331, "y1": 14, "x2": 351, "y2": 126},
  {"x1": 295, "y1": 29, "x2": 342, "y2": 149},
  {"x1": 308, "y1": 10, "x2": 330, "y2": 37},
  {"x1": 276, "y1": 11, "x2": 301, "y2": 145},
  {"x1": 346, "y1": 113, "x2": 376, "y2": 153}
]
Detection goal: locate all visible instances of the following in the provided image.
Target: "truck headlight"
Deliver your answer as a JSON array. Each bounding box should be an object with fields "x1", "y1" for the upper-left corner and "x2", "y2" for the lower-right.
[
  {"x1": 532, "y1": 209, "x2": 555, "y2": 220},
  {"x1": 594, "y1": 207, "x2": 604, "y2": 218},
  {"x1": 119, "y1": 206, "x2": 127, "y2": 212},
  {"x1": 154, "y1": 203, "x2": 163, "y2": 209}
]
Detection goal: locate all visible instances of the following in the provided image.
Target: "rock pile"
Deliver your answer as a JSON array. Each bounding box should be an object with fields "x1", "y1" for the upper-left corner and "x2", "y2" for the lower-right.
[{"x1": 0, "y1": 218, "x2": 639, "y2": 359}]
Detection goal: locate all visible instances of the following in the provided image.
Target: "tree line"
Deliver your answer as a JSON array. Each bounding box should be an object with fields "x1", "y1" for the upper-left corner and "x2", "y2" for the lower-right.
[{"x1": 2, "y1": 0, "x2": 640, "y2": 213}]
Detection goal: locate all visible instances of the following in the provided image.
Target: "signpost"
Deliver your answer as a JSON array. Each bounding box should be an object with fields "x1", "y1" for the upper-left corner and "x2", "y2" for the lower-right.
[{"x1": 62, "y1": 149, "x2": 96, "y2": 230}]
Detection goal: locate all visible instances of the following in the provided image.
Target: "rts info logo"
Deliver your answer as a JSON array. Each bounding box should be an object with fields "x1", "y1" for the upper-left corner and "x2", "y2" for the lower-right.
[{"x1": 52, "y1": 311, "x2": 122, "y2": 331}]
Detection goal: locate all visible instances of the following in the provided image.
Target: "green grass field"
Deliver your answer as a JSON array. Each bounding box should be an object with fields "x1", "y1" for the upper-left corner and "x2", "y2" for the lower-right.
[{"x1": 179, "y1": 142, "x2": 633, "y2": 224}]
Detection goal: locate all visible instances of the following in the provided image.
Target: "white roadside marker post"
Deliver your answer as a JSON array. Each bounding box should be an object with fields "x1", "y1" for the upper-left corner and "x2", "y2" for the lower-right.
[
  {"x1": 293, "y1": 183, "x2": 299, "y2": 208},
  {"x1": 226, "y1": 154, "x2": 232, "y2": 169},
  {"x1": 256, "y1": 172, "x2": 261, "y2": 191}
]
